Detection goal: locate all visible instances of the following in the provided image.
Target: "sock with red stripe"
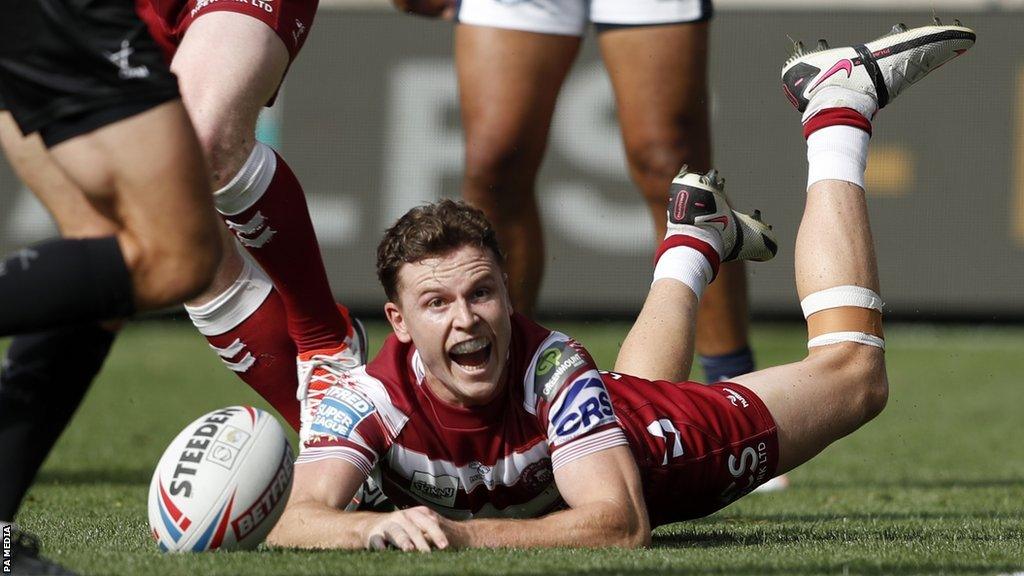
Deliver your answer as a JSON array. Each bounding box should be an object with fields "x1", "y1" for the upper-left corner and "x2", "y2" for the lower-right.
[
  {"x1": 652, "y1": 232, "x2": 722, "y2": 298},
  {"x1": 804, "y1": 111, "x2": 872, "y2": 190},
  {"x1": 213, "y1": 142, "x2": 349, "y2": 354},
  {"x1": 185, "y1": 257, "x2": 301, "y2": 431},
  {"x1": 802, "y1": 88, "x2": 875, "y2": 190}
]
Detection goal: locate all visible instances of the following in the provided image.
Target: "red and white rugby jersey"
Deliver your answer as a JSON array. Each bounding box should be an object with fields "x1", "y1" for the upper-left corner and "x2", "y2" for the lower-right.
[{"x1": 297, "y1": 313, "x2": 630, "y2": 519}]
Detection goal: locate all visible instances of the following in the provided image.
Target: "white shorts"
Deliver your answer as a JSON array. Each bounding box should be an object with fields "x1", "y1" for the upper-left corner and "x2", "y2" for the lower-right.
[{"x1": 456, "y1": 0, "x2": 713, "y2": 37}]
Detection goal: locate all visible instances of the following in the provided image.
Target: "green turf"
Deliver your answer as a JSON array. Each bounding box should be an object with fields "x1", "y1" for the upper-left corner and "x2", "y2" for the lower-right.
[{"x1": 5, "y1": 321, "x2": 1023, "y2": 575}]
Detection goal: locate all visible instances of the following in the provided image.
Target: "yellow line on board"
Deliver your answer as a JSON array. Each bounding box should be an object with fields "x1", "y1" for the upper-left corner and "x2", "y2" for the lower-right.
[{"x1": 865, "y1": 145, "x2": 914, "y2": 197}]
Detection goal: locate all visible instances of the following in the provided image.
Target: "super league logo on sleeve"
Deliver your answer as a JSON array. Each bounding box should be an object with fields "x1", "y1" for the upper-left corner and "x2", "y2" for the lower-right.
[
  {"x1": 534, "y1": 341, "x2": 589, "y2": 401},
  {"x1": 550, "y1": 377, "x2": 616, "y2": 442},
  {"x1": 310, "y1": 387, "x2": 375, "y2": 440}
]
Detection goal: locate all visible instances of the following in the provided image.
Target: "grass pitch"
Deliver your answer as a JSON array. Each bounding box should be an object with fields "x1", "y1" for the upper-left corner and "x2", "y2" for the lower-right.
[{"x1": 5, "y1": 321, "x2": 1024, "y2": 575}]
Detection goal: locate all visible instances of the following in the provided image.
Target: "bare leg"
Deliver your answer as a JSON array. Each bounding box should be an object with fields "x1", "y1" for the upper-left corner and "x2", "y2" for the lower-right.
[
  {"x1": 599, "y1": 22, "x2": 752, "y2": 365},
  {"x1": 171, "y1": 12, "x2": 290, "y2": 305},
  {"x1": 0, "y1": 114, "x2": 119, "y2": 240},
  {"x1": 615, "y1": 279, "x2": 698, "y2": 382},
  {"x1": 456, "y1": 25, "x2": 581, "y2": 317},
  {"x1": 47, "y1": 100, "x2": 221, "y2": 310},
  {"x1": 734, "y1": 179, "x2": 886, "y2": 473}
]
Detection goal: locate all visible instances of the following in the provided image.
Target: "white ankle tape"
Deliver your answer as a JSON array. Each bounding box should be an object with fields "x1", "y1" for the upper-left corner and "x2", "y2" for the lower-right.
[
  {"x1": 185, "y1": 255, "x2": 273, "y2": 336},
  {"x1": 808, "y1": 332, "x2": 885, "y2": 350},
  {"x1": 652, "y1": 246, "x2": 714, "y2": 299},
  {"x1": 214, "y1": 142, "x2": 277, "y2": 216},
  {"x1": 801, "y1": 285, "x2": 884, "y2": 318}
]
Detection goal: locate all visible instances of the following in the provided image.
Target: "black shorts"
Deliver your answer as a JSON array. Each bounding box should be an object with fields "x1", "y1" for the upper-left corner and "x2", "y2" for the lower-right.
[{"x1": 0, "y1": 0, "x2": 180, "y2": 147}]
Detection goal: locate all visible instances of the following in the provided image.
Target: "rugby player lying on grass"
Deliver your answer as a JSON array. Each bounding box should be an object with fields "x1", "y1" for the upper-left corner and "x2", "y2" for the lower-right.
[{"x1": 268, "y1": 22, "x2": 974, "y2": 551}]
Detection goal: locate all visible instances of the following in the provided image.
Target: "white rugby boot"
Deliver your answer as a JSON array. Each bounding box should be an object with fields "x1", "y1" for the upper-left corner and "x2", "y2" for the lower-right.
[
  {"x1": 666, "y1": 167, "x2": 778, "y2": 264},
  {"x1": 782, "y1": 20, "x2": 975, "y2": 119},
  {"x1": 295, "y1": 313, "x2": 368, "y2": 430}
]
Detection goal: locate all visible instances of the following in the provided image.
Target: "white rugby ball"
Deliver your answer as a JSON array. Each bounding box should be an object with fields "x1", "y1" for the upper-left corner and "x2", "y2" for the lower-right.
[{"x1": 148, "y1": 406, "x2": 294, "y2": 552}]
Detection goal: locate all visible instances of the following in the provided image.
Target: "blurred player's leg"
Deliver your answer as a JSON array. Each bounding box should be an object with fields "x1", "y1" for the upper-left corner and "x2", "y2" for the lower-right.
[
  {"x1": 615, "y1": 168, "x2": 775, "y2": 382},
  {"x1": 0, "y1": 3, "x2": 220, "y2": 571},
  {"x1": 456, "y1": 24, "x2": 582, "y2": 317},
  {"x1": 0, "y1": 113, "x2": 121, "y2": 523},
  {"x1": 0, "y1": 100, "x2": 221, "y2": 335},
  {"x1": 733, "y1": 22, "x2": 974, "y2": 473},
  {"x1": 597, "y1": 20, "x2": 754, "y2": 382}
]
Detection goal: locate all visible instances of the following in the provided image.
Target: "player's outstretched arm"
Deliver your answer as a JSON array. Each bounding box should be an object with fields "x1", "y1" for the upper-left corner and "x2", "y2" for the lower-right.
[
  {"x1": 269, "y1": 459, "x2": 451, "y2": 552},
  {"x1": 447, "y1": 445, "x2": 650, "y2": 549}
]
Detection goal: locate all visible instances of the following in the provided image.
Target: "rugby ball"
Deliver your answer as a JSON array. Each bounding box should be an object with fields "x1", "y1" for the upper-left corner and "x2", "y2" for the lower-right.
[{"x1": 148, "y1": 406, "x2": 294, "y2": 552}]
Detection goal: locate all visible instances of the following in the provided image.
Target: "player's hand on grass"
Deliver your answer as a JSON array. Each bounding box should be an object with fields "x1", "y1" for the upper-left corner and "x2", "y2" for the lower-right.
[
  {"x1": 365, "y1": 506, "x2": 450, "y2": 552},
  {"x1": 391, "y1": 0, "x2": 455, "y2": 19}
]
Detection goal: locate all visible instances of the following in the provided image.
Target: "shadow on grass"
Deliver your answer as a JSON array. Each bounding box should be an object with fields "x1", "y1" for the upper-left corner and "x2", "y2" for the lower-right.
[
  {"x1": 36, "y1": 468, "x2": 151, "y2": 486},
  {"x1": 796, "y1": 477, "x2": 1024, "y2": 489},
  {"x1": 721, "y1": 510, "x2": 1024, "y2": 523},
  {"x1": 652, "y1": 517, "x2": 1023, "y2": 549},
  {"x1": 565, "y1": 564, "x2": 1024, "y2": 575}
]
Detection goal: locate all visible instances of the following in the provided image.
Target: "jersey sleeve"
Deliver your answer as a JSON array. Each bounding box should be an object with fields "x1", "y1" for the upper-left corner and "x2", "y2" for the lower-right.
[
  {"x1": 297, "y1": 376, "x2": 392, "y2": 477},
  {"x1": 528, "y1": 333, "x2": 630, "y2": 471}
]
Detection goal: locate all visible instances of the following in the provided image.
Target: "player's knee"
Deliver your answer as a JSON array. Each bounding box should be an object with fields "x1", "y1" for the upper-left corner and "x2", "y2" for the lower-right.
[
  {"x1": 127, "y1": 228, "x2": 221, "y2": 308},
  {"x1": 625, "y1": 139, "x2": 689, "y2": 186},
  {"x1": 189, "y1": 113, "x2": 256, "y2": 188},
  {"x1": 861, "y1": 358, "x2": 889, "y2": 422},
  {"x1": 814, "y1": 342, "x2": 888, "y2": 422},
  {"x1": 463, "y1": 139, "x2": 540, "y2": 201}
]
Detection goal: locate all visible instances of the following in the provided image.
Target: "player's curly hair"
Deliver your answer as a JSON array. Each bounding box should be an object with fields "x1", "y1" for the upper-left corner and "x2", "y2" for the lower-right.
[{"x1": 377, "y1": 199, "x2": 505, "y2": 302}]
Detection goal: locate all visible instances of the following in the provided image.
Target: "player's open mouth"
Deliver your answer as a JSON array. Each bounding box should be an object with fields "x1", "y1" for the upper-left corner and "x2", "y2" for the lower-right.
[{"x1": 448, "y1": 337, "x2": 492, "y2": 370}]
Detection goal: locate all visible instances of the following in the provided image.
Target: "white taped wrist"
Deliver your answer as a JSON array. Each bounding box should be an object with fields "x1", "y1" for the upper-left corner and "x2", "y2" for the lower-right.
[
  {"x1": 652, "y1": 246, "x2": 713, "y2": 299},
  {"x1": 214, "y1": 142, "x2": 278, "y2": 216},
  {"x1": 801, "y1": 285, "x2": 884, "y2": 318},
  {"x1": 806, "y1": 125, "x2": 869, "y2": 190},
  {"x1": 808, "y1": 332, "x2": 885, "y2": 350}
]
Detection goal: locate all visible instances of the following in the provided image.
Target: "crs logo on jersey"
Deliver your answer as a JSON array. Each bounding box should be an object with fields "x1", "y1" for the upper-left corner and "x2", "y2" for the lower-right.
[
  {"x1": 549, "y1": 377, "x2": 616, "y2": 442},
  {"x1": 310, "y1": 386, "x2": 374, "y2": 440}
]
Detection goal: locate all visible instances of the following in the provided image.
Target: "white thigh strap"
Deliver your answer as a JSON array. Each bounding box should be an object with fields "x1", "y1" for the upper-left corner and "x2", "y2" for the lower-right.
[
  {"x1": 801, "y1": 285, "x2": 884, "y2": 318},
  {"x1": 808, "y1": 332, "x2": 885, "y2": 350}
]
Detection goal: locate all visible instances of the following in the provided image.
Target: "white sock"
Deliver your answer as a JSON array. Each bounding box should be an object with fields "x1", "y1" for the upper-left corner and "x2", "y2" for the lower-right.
[
  {"x1": 653, "y1": 246, "x2": 714, "y2": 298},
  {"x1": 806, "y1": 125, "x2": 870, "y2": 190},
  {"x1": 185, "y1": 255, "x2": 273, "y2": 337}
]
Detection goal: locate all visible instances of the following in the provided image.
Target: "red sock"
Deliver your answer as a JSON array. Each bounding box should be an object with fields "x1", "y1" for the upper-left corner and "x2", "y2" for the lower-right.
[
  {"x1": 185, "y1": 258, "x2": 300, "y2": 431},
  {"x1": 215, "y1": 143, "x2": 349, "y2": 354},
  {"x1": 205, "y1": 290, "x2": 301, "y2": 431}
]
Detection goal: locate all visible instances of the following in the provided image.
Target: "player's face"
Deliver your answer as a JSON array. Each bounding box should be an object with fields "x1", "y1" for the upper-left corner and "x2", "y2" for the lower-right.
[{"x1": 385, "y1": 245, "x2": 513, "y2": 407}]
